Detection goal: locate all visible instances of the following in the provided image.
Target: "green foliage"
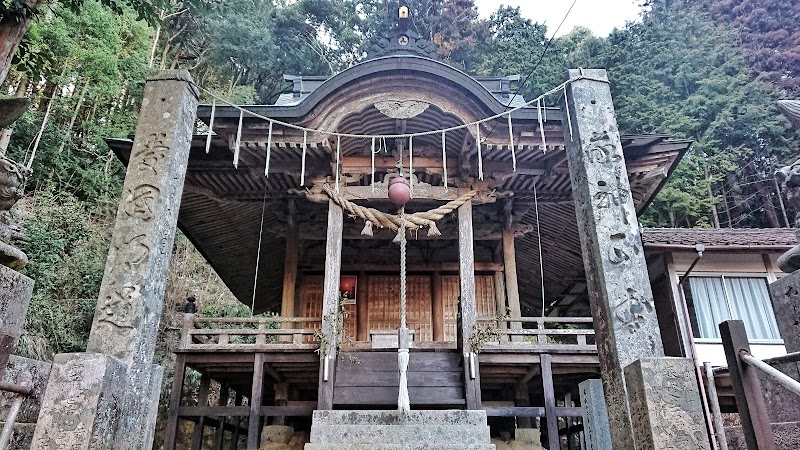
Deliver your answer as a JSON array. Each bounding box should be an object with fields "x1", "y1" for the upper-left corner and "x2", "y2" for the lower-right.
[{"x1": 16, "y1": 186, "x2": 112, "y2": 359}]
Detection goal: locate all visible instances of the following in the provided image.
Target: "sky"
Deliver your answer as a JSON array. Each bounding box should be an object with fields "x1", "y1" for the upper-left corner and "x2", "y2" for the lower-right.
[{"x1": 474, "y1": 0, "x2": 645, "y2": 37}]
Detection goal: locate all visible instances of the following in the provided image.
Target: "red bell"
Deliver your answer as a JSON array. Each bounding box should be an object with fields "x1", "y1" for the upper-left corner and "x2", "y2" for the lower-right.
[{"x1": 388, "y1": 176, "x2": 411, "y2": 206}]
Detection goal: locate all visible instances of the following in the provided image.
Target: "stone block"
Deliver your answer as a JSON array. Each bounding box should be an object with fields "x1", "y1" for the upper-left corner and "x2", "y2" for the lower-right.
[
  {"x1": 578, "y1": 379, "x2": 612, "y2": 450},
  {"x1": 725, "y1": 421, "x2": 800, "y2": 450},
  {"x1": 768, "y1": 274, "x2": 800, "y2": 353},
  {"x1": 30, "y1": 353, "x2": 126, "y2": 450},
  {"x1": 310, "y1": 409, "x2": 488, "y2": 426},
  {"x1": 262, "y1": 425, "x2": 295, "y2": 444},
  {"x1": 310, "y1": 424, "x2": 491, "y2": 444},
  {"x1": 0, "y1": 355, "x2": 51, "y2": 423},
  {"x1": 113, "y1": 362, "x2": 163, "y2": 450},
  {"x1": 624, "y1": 357, "x2": 711, "y2": 450},
  {"x1": 514, "y1": 428, "x2": 540, "y2": 444},
  {"x1": 757, "y1": 360, "x2": 800, "y2": 423},
  {"x1": 0, "y1": 265, "x2": 33, "y2": 341}
]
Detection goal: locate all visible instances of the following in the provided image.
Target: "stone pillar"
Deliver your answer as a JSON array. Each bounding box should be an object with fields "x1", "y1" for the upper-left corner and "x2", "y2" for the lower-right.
[
  {"x1": 561, "y1": 69, "x2": 664, "y2": 450},
  {"x1": 0, "y1": 265, "x2": 33, "y2": 378},
  {"x1": 578, "y1": 379, "x2": 612, "y2": 450},
  {"x1": 32, "y1": 70, "x2": 198, "y2": 450},
  {"x1": 624, "y1": 358, "x2": 710, "y2": 450},
  {"x1": 768, "y1": 275, "x2": 800, "y2": 353}
]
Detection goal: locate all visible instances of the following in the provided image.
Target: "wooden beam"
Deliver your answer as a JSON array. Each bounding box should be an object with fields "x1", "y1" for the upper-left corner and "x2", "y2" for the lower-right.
[
  {"x1": 356, "y1": 271, "x2": 368, "y2": 341},
  {"x1": 458, "y1": 200, "x2": 481, "y2": 410},
  {"x1": 318, "y1": 199, "x2": 343, "y2": 410},
  {"x1": 163, "y1": 354, "x2": 186, "y2": 450},
  {"x1": 541, "y1": 354, "x2": 560, "y2": 450},
  {"x1": 247, "y1": 353, "x2": 266, "y2": 449},
  {"x1": 192, "y1": 374, "x2": 211, "y2": 450},
  {"x1": 503, "y1": 229, "x2": 523, "y2": 335},
  {"x1": 719, "y1": 320, "x2": 776, "y2": 450},
  {"x1": 281, "y1": 200, "x2": 299, "y2": 319},
  {"x1": 432, "y1": 271, "x2": 444, "y2": 342}
]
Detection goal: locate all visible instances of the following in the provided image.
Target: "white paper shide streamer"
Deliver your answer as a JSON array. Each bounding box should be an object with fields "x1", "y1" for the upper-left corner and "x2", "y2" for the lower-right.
[
  {"x1": 441, "y1": 131, "x2": 448, "y2": 189},
  {"x1": 398, "y1": 349, "x2": 410, "y2": 412},
  {"x1": 300, "y1": 130, "x2": 307, "y2": 186},
  {"x1": 205, "y1": 100, "x2": 215, "y2": 154},
  {"x1": 507, "y1": 112, "x2": 516, "y2": 171},
  {"x1": 264, "y1": 120, "x2": 273, "y2": 176},
  {"x1": 233, "y1": 109, "x2": 243, "y2": 168}
]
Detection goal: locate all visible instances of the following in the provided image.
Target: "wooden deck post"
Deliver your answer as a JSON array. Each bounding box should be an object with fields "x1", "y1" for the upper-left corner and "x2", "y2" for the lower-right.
[
  {"x1": 232, "y1": 392, "x2": 243, "y2": 450},
  {"x1": 281, "y1": 199, "x2": 299, "y2": 319},
  {"x1": 502, "y1": 229, "x2": 523, "y2": 334},
  {"x1": 541, "y1": 354, "x2": 560, "y2": 450},
  {"x1": 163, "y1": 354, "x2": 186, "y2": 450},
  {"x1": 213, "y1": 382, "x2": 229, "y2": 449},
  {"x1": 432, "y1": 271, "x2": 444, "y2": 341},
  {"x1": 318, "y1": 199, "x2": 343, "y2": 410},
  {"x1": 356, "y1": 271, "x2": 368, "y2": 341},
  {"x1": 719, "y1": 320, "x2": 776, "y2": 450},
  {"x1": 458, "y1": 200, "x2": 481, "y2": 409},
  {"x1": 514, "y1": 383, "x2": 532, "y2": 429},
  {"x1": 192, "y1": 374, "x2": 211, "y2": 450},
  {"x1": 247, "y1": 353, "x2": 266, "y2": 449}
]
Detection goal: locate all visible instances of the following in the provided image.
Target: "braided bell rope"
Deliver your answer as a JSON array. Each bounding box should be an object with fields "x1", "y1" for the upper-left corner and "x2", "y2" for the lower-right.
[{"x1": 321, "y1": 184, "x2": 478, "y2": 242}]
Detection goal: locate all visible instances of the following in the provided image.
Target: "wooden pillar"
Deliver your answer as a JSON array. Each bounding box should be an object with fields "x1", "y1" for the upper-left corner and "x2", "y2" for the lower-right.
[
  {"x1": 356, "y1": 271, "x2": 368, "y2": 341},
  {"x1": 493, "y1": 271, "x2": 507, "y2": 331},
  {"x1": 213, "y1": 382, "x2": 229, "y2": 450},
  {"x1": 192, "y1": 374, "x2": 211, "y2": 450},
  {"x1": 231, "y1": 392, "x2": 243, "y2": 450},
  {"x1": 318, "y1": 200, "x2": 343, "y2": 410},
  {"x1": 273, "y1": 382, "x2": 289, "y2": 426},
  {"x1": 247, "y1": 353, "x2": 265, "y2": 449},
  {"x1": 432, "y1": 271, "x2": 444, "y2": 341},
  {"x1": 502, "y1": 229, "x2": 522, "y2": 328},
  {"x1": 541, "y1": 354, "x2": 559, "y2": 450},
  {"x1": 719, "y1": 320, "x2": 776, "y2": 450},
  {"x1": 458, "y1": 200, "x2": 481, "y2": 409},
  {"x1": 515, "y1": 383, "x2": 532, "y2": 429},
  {"x1": 163, "y1": 354, "x2": 186, "y2": 450},
  {"x1": 281, "y1": 200, "x2": 299, "y2": 318}
]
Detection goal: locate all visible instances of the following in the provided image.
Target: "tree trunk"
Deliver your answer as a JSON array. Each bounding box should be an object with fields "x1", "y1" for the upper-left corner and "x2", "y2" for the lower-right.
[
  {"x1": 27, "y1": 92, "x2": 55, "y2": 171},
  {"x1": 0, "y1": 77, "x2": 28, "y2": 155},
  {"x1": 57, "y1": 78, "x2": 89, "y2": 153},
  {"x1": 0, "y1": 1, "x2": 45, "y2": 86},
  {"x1": 757, "y1": 181, "x2": 780, "y2": 228}
]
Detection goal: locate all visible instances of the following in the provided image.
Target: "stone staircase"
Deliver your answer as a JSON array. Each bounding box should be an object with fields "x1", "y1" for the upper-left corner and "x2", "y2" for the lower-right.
[{"x1": 304, "y1": 410, "x2": 496, "y2": 450}]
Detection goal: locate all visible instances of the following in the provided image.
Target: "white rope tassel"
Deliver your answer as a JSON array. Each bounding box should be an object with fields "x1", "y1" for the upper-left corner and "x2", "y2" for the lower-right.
[
  {"x1": 234, "y1": 109, "x2": 243, "y2": 168},
  {"x1": 371, "y1": 137, "x2": 376, "y2": 193},
  {"x1": 537, "y1": 99, "x2": 547, "y2": 153},
  {"x1": 409, "y1": 136, "x2": 414, "y2": 198},
  {"x1": 264, "y1": 120, "x2": 273, "y2": 176},
  {"x1": 476, "y1": 123, "x2": 483, "y2": 180},
  {"x1": 335, "y1": 135, "x2": 341, "y2": 193},
  {"x1": 398, "y1": 349, "x2": 410, "y2": 412},
  {"x1": 564, "y1": 86, "x2": 574, "y2": 142},
  {"x1": 507, "y1": 112, "x2": 516, "y2": 172},
  {"x1": 300, "y1": 130, "x2": 307, "y2": 186},
  {"x1": 398, "y1": 207, "x2": 410, "y2": 413},
  {"x1": 441, "y1": 131, "x2": 448, "y2": 189},
  {"x1": 205, "y1": 100, "x2": 215, "y2": 154}
]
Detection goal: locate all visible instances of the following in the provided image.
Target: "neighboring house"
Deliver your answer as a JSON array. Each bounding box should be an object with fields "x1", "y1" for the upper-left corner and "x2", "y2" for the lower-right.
[{"x1": 643, "y1": 227, "x2": 796, "y2": 366}]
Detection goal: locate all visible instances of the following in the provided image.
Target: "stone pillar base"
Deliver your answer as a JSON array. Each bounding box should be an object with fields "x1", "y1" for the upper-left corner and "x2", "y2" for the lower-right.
[
  {"x1": 624, "y1": 357, "x2": 710, "y2": 450},
  {"x1": 578, "y1": 379, "x2": 612, "y2": 450},
  {"x1": 30, "y1": 353, "x2": 126, "y2": 449},
  {"x1": 768, "y1": 273, "x2": 800, "y2": 353},
  {"x1": 115, "y1": 362, "x2": 163, "y2": 450}
]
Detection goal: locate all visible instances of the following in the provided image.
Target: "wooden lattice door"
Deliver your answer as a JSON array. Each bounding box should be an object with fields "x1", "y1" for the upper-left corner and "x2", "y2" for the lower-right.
[
  {"x1": 441, "y1": 275, "x2": 497, "y2": 342},
  {"x1": 367, "y1": 275, "x2": 433, "y2": 342},
  {"x1": 299, "y1": 275, "x2": 356, "y2": 341}
]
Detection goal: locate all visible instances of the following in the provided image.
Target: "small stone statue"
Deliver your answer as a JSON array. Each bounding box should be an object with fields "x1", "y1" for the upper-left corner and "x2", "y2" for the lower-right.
[
  {"x1": 0, "y1": 154, "x2": 28, "y2": 270},
  {"x1": 776, "y1": 100, "x2": 800, "y2": 272}
]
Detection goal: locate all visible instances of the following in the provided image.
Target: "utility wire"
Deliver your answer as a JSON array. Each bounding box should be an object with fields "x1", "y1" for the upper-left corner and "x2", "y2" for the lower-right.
[{"x1": 481, "y1": 0, "x2": 579, "y2": 143}]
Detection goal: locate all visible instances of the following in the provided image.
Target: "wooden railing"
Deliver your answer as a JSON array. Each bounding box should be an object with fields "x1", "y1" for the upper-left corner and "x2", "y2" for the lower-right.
[
  {"x1": 477, "y1": 316, "x2": 597, "y2": 353},
  {"x1": 179, "y1": 316, "x2": 321, "y2": 351}
]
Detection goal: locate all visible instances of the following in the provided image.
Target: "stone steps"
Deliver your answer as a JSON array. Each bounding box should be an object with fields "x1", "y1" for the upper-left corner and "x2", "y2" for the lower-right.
[{"x1": 305, "y1": 410, "x2": 496, "y2": 450}]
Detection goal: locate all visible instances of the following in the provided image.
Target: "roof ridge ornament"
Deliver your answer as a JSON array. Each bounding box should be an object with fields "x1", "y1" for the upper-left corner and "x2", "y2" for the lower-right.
[{"x1": 365, "y1": 3, "x2": 440, "y2": 61}]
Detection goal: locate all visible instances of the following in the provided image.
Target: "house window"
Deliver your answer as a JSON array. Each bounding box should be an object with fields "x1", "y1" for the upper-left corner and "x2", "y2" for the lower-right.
[{"x1": 685, "y1": 276, "x2": 781, "y2": 342}]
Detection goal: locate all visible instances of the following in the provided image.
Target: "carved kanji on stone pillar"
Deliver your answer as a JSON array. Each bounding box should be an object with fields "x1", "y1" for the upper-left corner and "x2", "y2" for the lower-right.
[
  {"x1": 561, "y1": 69, "x2": 665, "y2": 450},
  {"x1": 32, "y1": 70, "x2": 198, "y2": 450}
]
